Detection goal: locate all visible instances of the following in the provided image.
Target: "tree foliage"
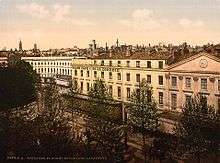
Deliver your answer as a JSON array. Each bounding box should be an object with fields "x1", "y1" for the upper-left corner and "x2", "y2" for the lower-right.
[
  {"x1": 174, "y1": 95, "x2": 220, "y2": 161},
  {"x1": 128, "y1": 79, "x2": 160, "y2": 163},
  {"x1": 128, "y1": 79, "x2": 159, "y2": 133},
  {"x1": 0, "y1": 59, "x2": 39, "y2": 110},
  {"x1": 85, "y1": 79, "x2": 127, "y2": 162}
]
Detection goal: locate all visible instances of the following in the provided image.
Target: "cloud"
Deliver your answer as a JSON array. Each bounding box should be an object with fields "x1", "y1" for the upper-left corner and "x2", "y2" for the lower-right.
[
  {"x1": 16, "y1": 3, "x2": 94, "y2": 26},
  {"x1": 179, "y1": 18, "x2": 204, "y2": 28},
  {"x1": 131, "y1": 9, "x2": 154, "y2": 19},
  {"x1": 119, "y1": 9, "x2": 165, "y2": 31},
  {"x1": 17, "y1": 2, "x2": 50, "y2": 19},
  {"x1": 52, "y1": 4, "x2": 71, "y2": 22},
  {"x1": 119, "y1": 9, "x2": 205, "y2": 32}
]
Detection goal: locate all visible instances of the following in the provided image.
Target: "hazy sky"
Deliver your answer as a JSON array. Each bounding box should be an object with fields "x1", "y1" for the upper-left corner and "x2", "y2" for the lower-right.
[{"x1": 0, "y1": 0, "x2": 220, "y2": 49}]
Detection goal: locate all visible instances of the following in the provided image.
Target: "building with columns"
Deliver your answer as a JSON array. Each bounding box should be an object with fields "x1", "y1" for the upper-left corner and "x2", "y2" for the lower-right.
[{"x1": 165, "y1": 52, "x2": 220, "y2": 112}]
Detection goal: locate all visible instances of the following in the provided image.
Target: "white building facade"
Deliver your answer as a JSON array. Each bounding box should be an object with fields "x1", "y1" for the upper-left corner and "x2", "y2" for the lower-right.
[
  {"x1": 21, "y1": 57, "x2": 76, "y2": 78},
  {"x1": 72, "y1": 55, "x2": 167, "y2": 110},
  {"x1": 22, "y1": 52, "x2": 220, "y2": 112}
]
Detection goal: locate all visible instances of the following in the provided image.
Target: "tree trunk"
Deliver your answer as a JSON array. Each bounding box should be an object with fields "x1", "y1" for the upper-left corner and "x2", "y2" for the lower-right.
[{"x1": 142, "y1": 133, "x2": 147, "y2": 163}]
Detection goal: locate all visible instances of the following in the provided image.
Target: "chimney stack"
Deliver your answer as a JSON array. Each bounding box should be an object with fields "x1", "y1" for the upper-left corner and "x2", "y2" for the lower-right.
[
  {"x1": 92, "y1": 40, "x2": 97, "y2": 50},
  {"x1": 109, "y1": 49, "x2": 112, "y2": 58}
]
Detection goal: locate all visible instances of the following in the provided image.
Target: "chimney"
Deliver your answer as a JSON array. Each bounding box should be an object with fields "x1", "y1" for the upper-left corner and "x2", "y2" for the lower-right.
[
  {"x1": 109, "y1": 49, "x2": 112, "y2": 58},
  {"x1": 92, "y1": 40, "x2": 96, "y2": 50},
  {"x1": 116, "y1": 38, "x2": 119, "y2": 47},
  {"x1": 105, "y1": 42, "x2": 108, "y2": 51}
]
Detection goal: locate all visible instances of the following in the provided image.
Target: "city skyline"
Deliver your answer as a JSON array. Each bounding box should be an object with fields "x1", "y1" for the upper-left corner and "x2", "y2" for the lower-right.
[{"x1": 0, "y1": 0, "x2": 220, "y2": 49}]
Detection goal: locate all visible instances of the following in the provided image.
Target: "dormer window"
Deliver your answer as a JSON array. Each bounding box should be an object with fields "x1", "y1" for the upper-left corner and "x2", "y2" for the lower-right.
[
  {"x1": 159, "y1": 61, "x2": 163, "y2": 69},
  {"x1": 118, "y1": 61, "x2": 121, "y2": 67},
  {"x1": 101, "y1": 60, "x2": 104, "y2": 66},
  {"x1": 136, "y1": 61, "x2": 140, "y2": 68},
  {"x1": 109, "y1": 61, "x2": 112, "y2": 66},
  {"x1": 126, "y1": 61, "x2": 130, "y2": 67},
  {"x1": 147, "y1": 61, "x2": 151, "y2": 68}
]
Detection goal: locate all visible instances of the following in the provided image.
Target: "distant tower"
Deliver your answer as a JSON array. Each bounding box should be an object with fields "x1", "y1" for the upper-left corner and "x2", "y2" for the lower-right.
[
  {"x1": 19, "y1": 40, "x2": 23, "y2": 51},
  {"x1": 92, "y1": 40, "x2": 97, "y2": 50},
  {"x1": 34, "y1": 43, "x2": 37, "y2": 52},
  {"x1": 116, "y1": 38, "x2": 119, "y2": 47},
  {"x1": 105, "y1": 42, "x2": 108, "y2": 51}
]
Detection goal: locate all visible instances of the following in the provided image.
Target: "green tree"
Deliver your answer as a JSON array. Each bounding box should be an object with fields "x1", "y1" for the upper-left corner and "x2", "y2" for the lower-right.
[
  {"x1": 86, "y1": 79, "x2": 126, "y2": 162},
  {"x1": 128, "y1": 79, "x2": 159, "y2": 163},
  {"x1": 174, "y1": 95, "x2": 220, "y2": 162},
  {"x1": 0, "y1": 59, "x2": 39, "y2": 160},
  {"x1": 0, "y1": 59, "x2": 39, "y2": 109},
  {"x1": 35, "y1": 82, "x2": 76, "y2": 157}
]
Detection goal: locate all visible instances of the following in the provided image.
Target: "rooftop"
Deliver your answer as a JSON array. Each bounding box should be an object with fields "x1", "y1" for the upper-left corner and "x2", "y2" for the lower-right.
[{"x1": 90, "y1": 51, "x2": 170, "y2": 60}]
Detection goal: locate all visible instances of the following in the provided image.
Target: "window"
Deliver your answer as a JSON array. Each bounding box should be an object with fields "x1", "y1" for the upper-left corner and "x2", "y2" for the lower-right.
[
  {"x1": 109, "y1": 85, "x2": 113, "y2": 96},
  {"x1": 218, "y1": 80, "x2": 220, "y2": 91},
  {"x1": 109, "y1": 72, "x2": 113, "y2": 79},
  {"x1": 218, "y1": 98, "x2": 220, "y2": 113},
  {"x1": 201, "y1": 79, "x2": 207, "y2": 90},
  {"x1": 101, "y1": 72, "x2": 104, "y2": 78},
  {"x1": 118, "y1": 61, "x2": 121, "y2": 67},
  {"x1": 147, "y1": 61, "x2": 151, "y2": 68},
  {"x1": 171, "y1": 76, "x2": 177, "y2": 87},
  {"x1": 126, "y1": 61, "x2": 130, "y2": 67},
  {"x1": 118, "y1": 87, "x2": 121, "y2": 99},
  {"x1": 171, "y1": 93, "x2": 177, "y2": 110},
  {"x1": 94, "y1": 71, "x2": 97, "y2": 78},
  {"x1": 101, "y1": 60, "x2": 104, "y2": 66},
  {"x1": 159, "y1": 92, "x2": 163, "y2": 105},
  {"x1": 87, "y1": 71, "x2": 90, "y2": 77},
  {"x1": 159, "y1": 76, "x2": 163, "y2": 85},
  {"x1": 147, "y1": 90, "x2": 152, "y2": 102},
  {"x1": 185, "y1": 77, "x2": 191, "y2": 89},
  {"x1": 159, "y1": 61, "x2": 163, "y2": 69},
  {"x1": 81, "y1": 70, "x2": 83, "y2": 77},
  {"x1": 136, "y1": 61, "x2": 140, "y2": 68},
  {"x1": 94, "y1": 60, "x2": 97, "y2": 65},
  {"x1": 126, "y1": 73, "x2": 130, "y2": 82},
  {"x1": 185, "y1": 95, "x2": 191, "y2": 105},
  {"x1": 117, "y1": 73, "x2": 121, "y2": 80},
  {"x1": 75, "y1": 69, "x2": 77, "y2": 76},
  {"x1": 80, "y1": 82, "x2": 83, "y2": 92},
  {"x1": 200, "y1": 95, "x2": 207, "y2": 106},
  {"x1": 87, "y1": 83, "x2": 90, "y2": 92},
  {"x1": 147, "y1": 75, "x2": 151, "y2": 84},
  {"x1": 127, "y1": 88, "x2": 131, "y2": 99},
  {"x1": 136, "y1": 74, "x2": 140, "y2": 82},
  {"x1": 109, "y1": 61, "x2": 112, "y2": 66}
]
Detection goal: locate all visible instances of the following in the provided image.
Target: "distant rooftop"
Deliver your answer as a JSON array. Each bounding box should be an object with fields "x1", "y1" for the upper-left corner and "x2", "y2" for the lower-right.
[{"x1": 90, "y1": 51, "x2": 170, "y2": 60}]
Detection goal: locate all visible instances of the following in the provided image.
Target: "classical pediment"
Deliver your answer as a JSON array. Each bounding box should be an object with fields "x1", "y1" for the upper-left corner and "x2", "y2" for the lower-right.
[{"x1": 166, "y1": 53, "x2": 220, "y2": 74}]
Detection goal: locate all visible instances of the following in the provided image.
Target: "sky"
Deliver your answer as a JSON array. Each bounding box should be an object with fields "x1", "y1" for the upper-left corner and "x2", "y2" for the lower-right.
[{"x1": 0, "y1": 0, "x2": 220, "y2": 49}]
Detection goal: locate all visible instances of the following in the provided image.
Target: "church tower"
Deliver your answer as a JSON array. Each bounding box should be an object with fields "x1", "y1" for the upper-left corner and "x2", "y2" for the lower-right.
[{"x1": 19, "y1": 40, "x2": 22, "y2": 51}]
